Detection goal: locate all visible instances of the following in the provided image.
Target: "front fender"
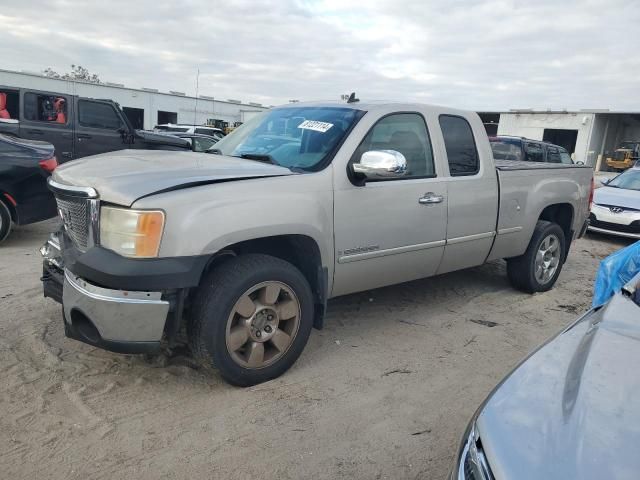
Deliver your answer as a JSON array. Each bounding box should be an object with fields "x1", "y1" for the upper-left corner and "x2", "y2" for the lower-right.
[{"x1": 133, "y1": 170, "x2": 334, "y2": 275}]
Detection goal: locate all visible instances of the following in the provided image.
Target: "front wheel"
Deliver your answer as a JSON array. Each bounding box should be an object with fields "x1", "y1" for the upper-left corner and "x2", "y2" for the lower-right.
[
  {"x1": 189, "y1": 254, "x2": 314, "y2": 387},
  {"x1": 507, "y1": 220, "x2": 566, "y2": 293}
]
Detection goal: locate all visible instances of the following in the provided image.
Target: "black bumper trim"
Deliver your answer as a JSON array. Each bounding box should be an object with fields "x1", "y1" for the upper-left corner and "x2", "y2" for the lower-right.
[
  {"x1": 42, "y1": 264, "x2": 64, "y2": 304},
  {"x1": 69, "y1": 246, "x2": 209, "y2": 291},
  {"x1": 63, "y1": 316, "x2": 162, "y2": 354}
]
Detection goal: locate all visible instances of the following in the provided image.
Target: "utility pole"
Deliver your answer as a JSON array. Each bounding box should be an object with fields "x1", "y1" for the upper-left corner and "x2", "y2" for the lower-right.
[{"x1": 193, "y1": 68, "x2": 200, "y2": 125}]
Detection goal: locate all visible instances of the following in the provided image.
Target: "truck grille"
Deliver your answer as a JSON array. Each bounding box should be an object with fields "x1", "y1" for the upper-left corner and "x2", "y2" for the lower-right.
[{"x1": 56, "y1": 196, "x2": 90, "y2": 249}]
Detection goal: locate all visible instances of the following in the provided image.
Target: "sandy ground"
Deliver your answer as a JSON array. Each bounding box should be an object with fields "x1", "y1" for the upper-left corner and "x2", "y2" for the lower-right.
[{"x1": 0, "y1": 219, "x2": 632, "y2": 480}]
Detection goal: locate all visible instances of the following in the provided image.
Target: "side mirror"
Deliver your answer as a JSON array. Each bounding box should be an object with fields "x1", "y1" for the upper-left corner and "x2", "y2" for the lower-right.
[{"x1": 352, "y1": 150, "x2": 407, "y2": 180}]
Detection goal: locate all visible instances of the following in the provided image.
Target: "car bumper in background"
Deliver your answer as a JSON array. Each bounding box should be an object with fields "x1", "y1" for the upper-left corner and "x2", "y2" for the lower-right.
[{"x1": 588, "y1": 205, "x2": 640, "y2": 239}]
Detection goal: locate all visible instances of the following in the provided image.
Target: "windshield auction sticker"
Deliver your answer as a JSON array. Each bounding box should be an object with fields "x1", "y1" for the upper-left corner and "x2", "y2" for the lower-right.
[{"x1": 297, "y1": 120, "x2": 334, "y2": 133}]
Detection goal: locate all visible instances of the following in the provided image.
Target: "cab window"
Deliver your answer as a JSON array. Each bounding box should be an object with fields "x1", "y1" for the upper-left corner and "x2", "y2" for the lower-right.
[
  {"x1": 524, "y1": 142, "x2": 544, "y2": 162},
  {"x1": 439, "y1": 115, "x2": 479, "y2": 176},
  {"x1": 24, "y1": 92, "x2": 68, "y2": 124},
  {"x1": 546, "y1": 146, "x2": 562, "y2": 163},
  {"x1": 193, "y1": 136, "x2": 217, "y2": 152},
  {"x1": 559, "y1": 148, "x2": 572, "y2": 164},
  {"x1": 352, "y1": 113, "x2": 435, "y2": 179},
  {"x1": 0, "y1": 90, "x2": 19, "y2": 119},
  {"x1": 78, "y1": 101, "x2": 122, "y2": 130}
]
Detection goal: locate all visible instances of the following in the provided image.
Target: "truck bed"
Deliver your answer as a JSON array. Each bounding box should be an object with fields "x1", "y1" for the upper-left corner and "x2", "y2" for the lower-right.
[
  {"x1": 486, "y1": 160, "x2": 593, "y2": 262},
  {"x1": 494, "y1": 159, "x2": 593, "y2": 171}
]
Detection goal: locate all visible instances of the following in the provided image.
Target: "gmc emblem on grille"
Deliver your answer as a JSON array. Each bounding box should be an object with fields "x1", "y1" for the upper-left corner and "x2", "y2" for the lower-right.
[
  {"x1": 609, "y1": 207, "x2": 624, "y2": 214},
  {"x1": 59, "y1": 207, "x2": 73, "y2": 232}
]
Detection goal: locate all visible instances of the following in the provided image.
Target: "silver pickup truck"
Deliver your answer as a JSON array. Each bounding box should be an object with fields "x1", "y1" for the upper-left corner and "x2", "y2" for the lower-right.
[{"x1": 41, "y1": 102, "x2": 593, "y2": 386}]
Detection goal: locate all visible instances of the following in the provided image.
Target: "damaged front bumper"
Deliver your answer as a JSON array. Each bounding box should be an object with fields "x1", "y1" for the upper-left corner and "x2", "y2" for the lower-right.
[
  {"x1": 62, "y1": 270, "x2": 169, "y2": 353},
  {"x1": 41, "y1": 232, "x2": 169, "y2": 353}
]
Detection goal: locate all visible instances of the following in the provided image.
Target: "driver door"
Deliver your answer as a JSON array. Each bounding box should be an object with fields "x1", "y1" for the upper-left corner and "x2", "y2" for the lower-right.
[
  {"x1": 332, "y1": 112, "x2": 448, "y2": 297},
  {"x1": 74, "y1": 99, "x2": 126, "y2": 158}
]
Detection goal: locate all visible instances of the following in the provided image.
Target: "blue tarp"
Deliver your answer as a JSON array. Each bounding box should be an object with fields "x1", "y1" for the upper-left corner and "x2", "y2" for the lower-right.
[{"x1": 593, "y1": 240, "x2": 640, "y2": 307}]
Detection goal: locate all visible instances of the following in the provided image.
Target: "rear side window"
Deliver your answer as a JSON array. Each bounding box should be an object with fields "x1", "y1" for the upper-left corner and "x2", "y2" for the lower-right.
[
  {"x1": 195, "y1": 128, "x2": 215, "y2": 136},
  {"x1": 0, "y1": 90, "x2": 19, "y2": 119},
  {"x1": 24, "y1": 92, "x2": 68, "y2": 124},
  {"x1": 559, "y1": 148, "x2": 572, "y2": 164},
  {"x1": 78, "y1": 101, "x2": 122, "y2": 130},
  {"x1": 439, "y1": 115, "x2": 479, "y2": 176},
  {"x1": 546, "y1": 146, "x2": 561, "y2": 163},
  {"x1": 524, "y1": 142, "x2": 544, "y2": 162},
  {"x1": 490, "y1": 140, "x2": 522, "y2": 161}
]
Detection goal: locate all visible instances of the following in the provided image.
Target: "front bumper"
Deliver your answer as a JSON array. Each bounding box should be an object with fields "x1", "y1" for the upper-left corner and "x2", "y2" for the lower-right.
[
  {"x1": 588, "y1": 206, "x2": 640, "y2": 239},
  {"x1": 40, "y1": 231, "x2": 206, "y2": 354},
  {"x1": 62, "y1": 270, "x2": 169, "y2": 353}
]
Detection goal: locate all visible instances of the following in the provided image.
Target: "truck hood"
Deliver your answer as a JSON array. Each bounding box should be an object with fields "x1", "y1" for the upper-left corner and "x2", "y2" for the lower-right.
[
  {"x1": 476, "y1": 292, "x2": 640, "y2": 480},
  {"x1": 52, "y1": 149, "x2": 295, "y2": 206},
  {"x1": 594, "y1": 185, "x2": 640, "y2": 210}
]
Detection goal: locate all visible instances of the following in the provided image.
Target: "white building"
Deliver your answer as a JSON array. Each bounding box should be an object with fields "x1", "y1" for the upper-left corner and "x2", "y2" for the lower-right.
[
  {"x1": 0, "y1": 69, "x2": 268, "y2": 130},
  {"x1": 480, "y1": 110, "x2": 640, "y2": 170}
]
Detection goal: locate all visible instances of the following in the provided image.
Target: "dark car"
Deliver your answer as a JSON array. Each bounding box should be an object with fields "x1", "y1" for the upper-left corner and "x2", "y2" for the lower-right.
[
  {"x1": 158, "y1": 132, "x2": 220, "y2": 152},
  {"x1": 490, "y1": 136, "x2": 576, "y2": 164},
  {"x1": 0, "y1": 86, "x2": 190, "y2": 163},
  {"x1": 451, "y1": 270, "x2": 640, "y2": 480},
  {"x1": 0, "y1": 134, "x2": 58, "y2": 242}
]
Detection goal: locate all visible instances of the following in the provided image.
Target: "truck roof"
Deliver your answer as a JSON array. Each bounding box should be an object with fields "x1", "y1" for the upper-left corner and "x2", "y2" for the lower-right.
[{"x1": 273, "y1": 100, "x2": 474, "y2": 116}]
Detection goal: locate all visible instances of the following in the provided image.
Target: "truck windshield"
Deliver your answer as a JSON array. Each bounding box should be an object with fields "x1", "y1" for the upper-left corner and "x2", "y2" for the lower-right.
[{"x1": 211, "y1": 107, "x2": 363, "y2": 171}]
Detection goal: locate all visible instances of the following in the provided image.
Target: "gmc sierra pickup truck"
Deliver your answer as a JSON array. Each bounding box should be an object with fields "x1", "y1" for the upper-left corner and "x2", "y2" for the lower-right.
[{"x1": 41, "y1": 102, "x2": 593, "y2": 386}]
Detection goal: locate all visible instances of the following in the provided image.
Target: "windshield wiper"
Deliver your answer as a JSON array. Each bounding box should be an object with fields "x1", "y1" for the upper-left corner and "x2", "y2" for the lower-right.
[
  {"x1": 208, "y1": 148, "x2": 222, "y2": 155},
  {"x1": 239, "y1": 153, "x2": 279, "y2": 165}
]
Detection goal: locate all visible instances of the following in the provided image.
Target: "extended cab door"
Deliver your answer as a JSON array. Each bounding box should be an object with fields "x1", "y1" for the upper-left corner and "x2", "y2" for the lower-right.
[
  {"x1": 20, "y1": 89, "x2": 74, "y2": 162},
  {"x1": 332, "y1": 111, "x2": 448, "y2": 297},
  {"x1": 434, "y1": 113, "x2": 499, "y2": 275},
  {"x1": 74, "y1": 99, "x2": 126, "y2": 158}
]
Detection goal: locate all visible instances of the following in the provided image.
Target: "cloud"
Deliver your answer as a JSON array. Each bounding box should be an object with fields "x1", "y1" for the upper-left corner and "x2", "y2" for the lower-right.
[{"x1": 2, "y1": 0, "x2": 639, "y2": 109}]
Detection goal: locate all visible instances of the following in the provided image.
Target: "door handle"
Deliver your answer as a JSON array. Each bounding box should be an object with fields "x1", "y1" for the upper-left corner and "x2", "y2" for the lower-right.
[
  {"x1": 26, "y1": 129, "x2": 44, "y2": 135},
  {"x1": 77, "y1": 134, "x2": 92, "y2": 139},
  {"x1": 418, "y1": 192, "x2": 444, "y2": 205}
]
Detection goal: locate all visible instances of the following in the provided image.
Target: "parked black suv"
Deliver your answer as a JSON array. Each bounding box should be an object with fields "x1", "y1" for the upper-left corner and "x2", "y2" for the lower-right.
[
  {"x1": 490, "y1": 135, "x2": 577, "y2": 164},
  {"x1": 0, "y1": 86, "x2": 190, "y2": 163},
  {"x1": 0, "y1": 134, "x2": 58, "y2": 243}
]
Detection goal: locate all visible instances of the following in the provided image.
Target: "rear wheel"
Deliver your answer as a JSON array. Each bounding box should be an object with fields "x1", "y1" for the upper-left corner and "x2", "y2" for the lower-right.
[
  {"x1": 189, "y1": 254, "x2": 314, "y2": 387},
  {"x1": 0, "y1": 200, "x2": 12, "y2": 244},
  {"x1": 507, "y1": 220, "x2": 566, "y2": 293}
]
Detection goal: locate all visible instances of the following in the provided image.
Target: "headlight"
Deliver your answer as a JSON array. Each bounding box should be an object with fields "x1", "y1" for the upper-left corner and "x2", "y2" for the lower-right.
[
  {"x1": 453, "y1": 422, "x2": 494, "y2": 480},
  {"x1": 100, "y1": 206, "x2": 165, "y2": 258}
]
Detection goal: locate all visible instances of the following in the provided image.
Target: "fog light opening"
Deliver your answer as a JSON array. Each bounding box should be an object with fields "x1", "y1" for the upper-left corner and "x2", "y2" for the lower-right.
[{"x1": 70, "y1": 309, "x2": 101, "y2": 344}]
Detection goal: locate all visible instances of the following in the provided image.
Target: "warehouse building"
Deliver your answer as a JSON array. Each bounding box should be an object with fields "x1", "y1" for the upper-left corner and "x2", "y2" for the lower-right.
[
  {"x1": 480, "y1": 110, "x2": 640, "y2": 170},
  {"x1": 0, "y1": 69, "x2": 268, "y2": 130}
]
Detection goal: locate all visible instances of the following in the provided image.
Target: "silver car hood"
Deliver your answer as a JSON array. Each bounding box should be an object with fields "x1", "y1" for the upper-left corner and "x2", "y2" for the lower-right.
[
  {"x1": 594, "y1": 186, "x2": 640, "y2": 210},
  {"x1": 53, "y1": 149, "x2": 295, "y2": 206},
  {"x1": 476, "y1": 292, "x2": 640, "y2": 480}
]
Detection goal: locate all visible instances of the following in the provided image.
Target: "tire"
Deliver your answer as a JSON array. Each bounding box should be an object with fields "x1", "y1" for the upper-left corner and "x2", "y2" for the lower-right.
[
  {"x1": 0, "y1": 200, "x2": 12, "y2": 244},
  {"x1": 507, "y1": 220, "x2": 566, "y2": 293},
  {"x1": 189, "y1": 254, "x2": 314, "y2": 387}
]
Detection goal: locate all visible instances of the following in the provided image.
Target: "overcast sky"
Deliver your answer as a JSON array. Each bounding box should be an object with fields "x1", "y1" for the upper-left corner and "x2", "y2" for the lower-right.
[{"x1": 2, "y1": 0, "x2": 638, "y2": 110}]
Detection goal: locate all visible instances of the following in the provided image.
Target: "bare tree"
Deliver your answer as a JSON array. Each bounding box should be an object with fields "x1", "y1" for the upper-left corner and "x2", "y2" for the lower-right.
[{"x1": 42, "y1": 65, "x2": 101, "y2": 84}]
